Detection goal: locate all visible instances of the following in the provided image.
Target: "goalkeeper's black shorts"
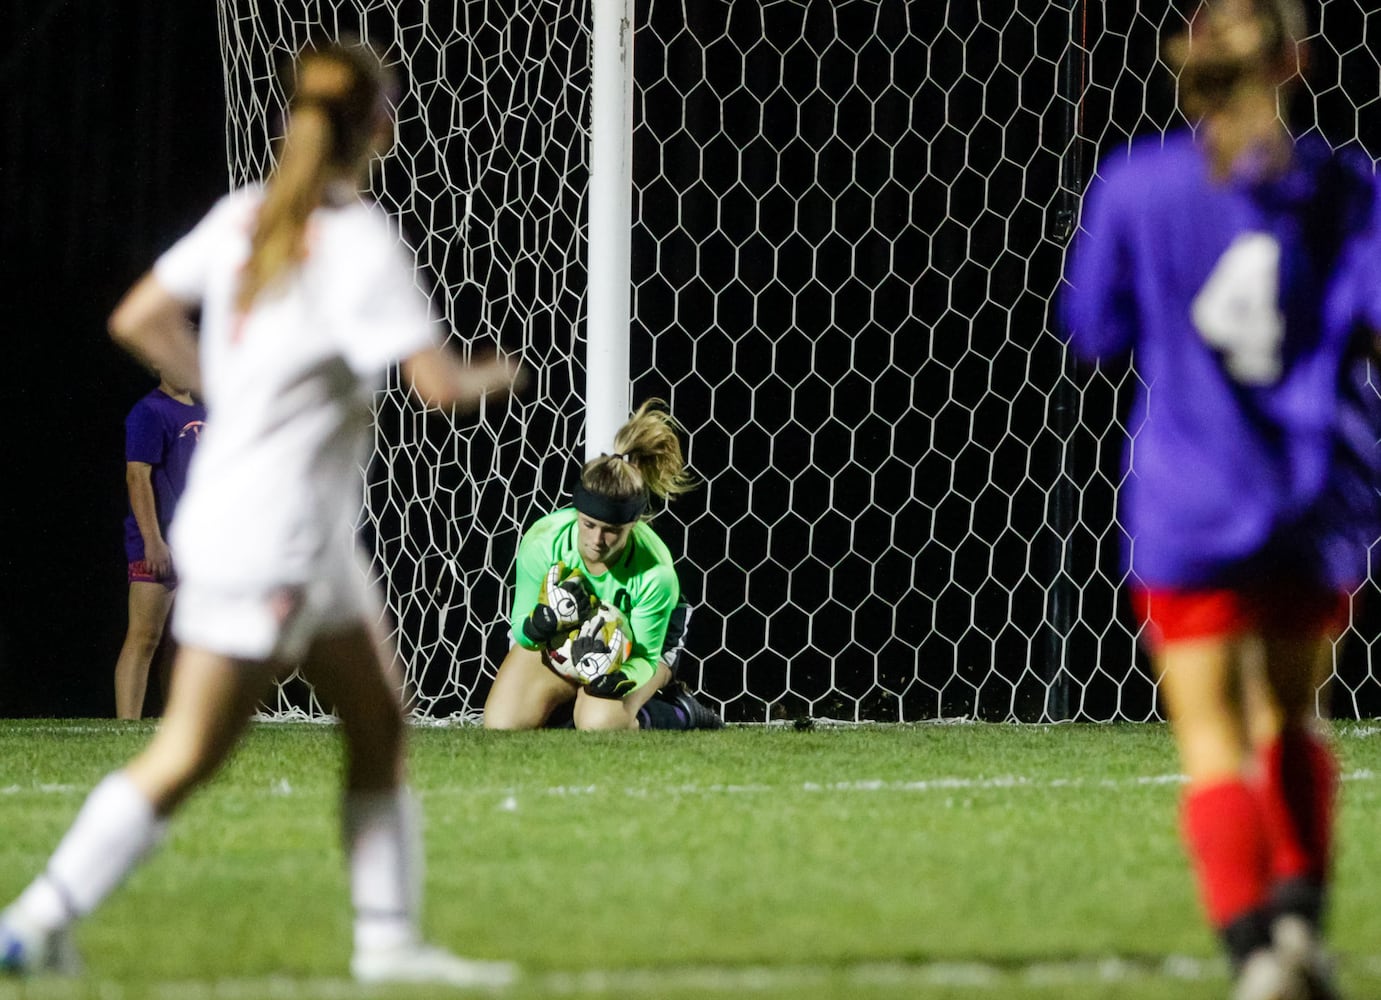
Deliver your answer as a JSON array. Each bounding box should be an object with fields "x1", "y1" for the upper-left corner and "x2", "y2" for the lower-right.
[{"x1": 661, "y1": 601, "x2": 692, "y2": 675}]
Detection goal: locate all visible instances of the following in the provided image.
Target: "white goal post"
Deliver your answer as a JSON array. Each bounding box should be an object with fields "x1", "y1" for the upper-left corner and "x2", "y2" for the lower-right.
[
  {"x1": 586, "y1": 0, "x2": 635, "y2": 459},
  {"x1": 216, "y1": 1, "x2": 1381, "y2": 723}
]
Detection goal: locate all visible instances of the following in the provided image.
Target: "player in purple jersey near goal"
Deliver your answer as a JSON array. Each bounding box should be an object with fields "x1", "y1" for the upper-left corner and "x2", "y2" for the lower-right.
[
  {"x1": 114, "y1": 376, "x2": 205, "y2": 719},
  {"x1": 0, "y1": 40, "x2": 521, "y2": 987},
  {"x1": 1061, "y1": 2, "x2": 1381, "y2": 997}
]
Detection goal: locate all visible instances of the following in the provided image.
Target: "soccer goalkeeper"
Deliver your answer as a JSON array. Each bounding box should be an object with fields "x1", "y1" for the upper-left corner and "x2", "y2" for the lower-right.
[{"x1": 483, "y1": 400, "x2": 723, "y2": 730}]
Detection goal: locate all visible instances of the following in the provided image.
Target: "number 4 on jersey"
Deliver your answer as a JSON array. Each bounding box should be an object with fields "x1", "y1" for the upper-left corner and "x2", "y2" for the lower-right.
[{"x1": 1191, "y1": 232, "x2": 1285, "y2": 385}]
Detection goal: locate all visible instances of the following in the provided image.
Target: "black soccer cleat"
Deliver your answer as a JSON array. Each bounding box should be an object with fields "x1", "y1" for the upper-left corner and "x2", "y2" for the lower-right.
[{"x1": 656, "y1": 679, "x2": 725, "y2": 730}]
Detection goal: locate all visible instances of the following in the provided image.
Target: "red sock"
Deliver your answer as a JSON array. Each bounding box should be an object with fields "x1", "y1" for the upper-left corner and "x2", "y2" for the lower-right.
[
  {"x1": 1256, "y1": 729, "x2": 1338, "y2": 884},
  {"x1": 1182, "y1": 780, "x2": 1271, "y2": 929}
]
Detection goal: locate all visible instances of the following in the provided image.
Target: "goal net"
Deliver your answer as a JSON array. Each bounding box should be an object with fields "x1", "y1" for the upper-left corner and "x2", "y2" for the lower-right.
[{"x1": 216, "y1": 1, "x2": 1381, "y2": 723}]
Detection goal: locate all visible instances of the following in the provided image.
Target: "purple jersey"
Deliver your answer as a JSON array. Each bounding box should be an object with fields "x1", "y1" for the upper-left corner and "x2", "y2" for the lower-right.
[
  {"x1": 123, "y1": 390, "x2": 207, "y2": 562},
  {"x1": 1061, "y1": 132, "x2": 1381, "y2": 590}
]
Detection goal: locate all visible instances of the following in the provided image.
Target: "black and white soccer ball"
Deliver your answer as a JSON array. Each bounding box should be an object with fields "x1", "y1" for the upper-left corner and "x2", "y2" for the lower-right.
[{"x1": 542, "y1": 601, "x2": 632, "y2": 684}]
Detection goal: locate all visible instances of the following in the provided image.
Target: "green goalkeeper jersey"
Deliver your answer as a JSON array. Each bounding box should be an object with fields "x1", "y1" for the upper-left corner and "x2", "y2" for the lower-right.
[{"x1": 510, "y1": 508, "x2": 680, "y2": 689}]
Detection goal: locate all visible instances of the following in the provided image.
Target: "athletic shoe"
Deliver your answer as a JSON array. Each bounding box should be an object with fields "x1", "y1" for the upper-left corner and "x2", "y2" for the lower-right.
[
  {"x1": 351, "y1": 941, "x2": 516, "y2": 988},
  {"x1": 656, "y1": 679, "x2": 725, "y2": 730},
  {"x1": 1232, "y1": 947, "x2": 1303, "y2": 1000},
  {"x1": 0, "y1": 911, "x2": 81, "y2": 976},
  {"x1": 1273, "y1": 915, "x2": 1342, "y2": 1000}
]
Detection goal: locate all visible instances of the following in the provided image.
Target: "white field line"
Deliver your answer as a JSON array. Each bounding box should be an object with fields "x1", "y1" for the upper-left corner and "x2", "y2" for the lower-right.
[
  {"x1": 536, "y1": 956, "x2": 1231, "y2": 993},
  {"x1": 0, "y1": 959, "x2": 1231, "y2": 1000},
  {"x1": 511, "y1": 768, "x2": 1377, "y2": 801},
  {"x1": 9, "y1": 954, "x2": 1381, "y2": 999},
  {"x1": 0, "y1": 725, "x2": 145, "y2": 734},
  {"x1": 0, "y1": 783, "x2": 79, "y2": 795},
  {"x1": 2, "y1": 769, "x2": 1377, "y2": 800}
]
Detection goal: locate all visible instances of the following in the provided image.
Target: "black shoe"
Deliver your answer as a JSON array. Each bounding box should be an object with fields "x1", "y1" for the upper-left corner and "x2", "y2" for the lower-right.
[{"x1": 656, "y1": 679, "x2": 724, "y2": 730}]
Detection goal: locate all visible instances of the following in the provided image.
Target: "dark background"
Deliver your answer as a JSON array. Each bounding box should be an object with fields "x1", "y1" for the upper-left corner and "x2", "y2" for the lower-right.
[
  {"x1": 1, "y1": 3, "x2": 226, "y2": 715},
  {"x1": 4, "y1": 2, "x2": 1379, "y2": 721}
]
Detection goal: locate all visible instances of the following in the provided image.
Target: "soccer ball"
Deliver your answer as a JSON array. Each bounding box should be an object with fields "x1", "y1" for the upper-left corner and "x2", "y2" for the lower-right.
[{"x1": 542, "y1": 601, "x2": 632, "y2": 684}]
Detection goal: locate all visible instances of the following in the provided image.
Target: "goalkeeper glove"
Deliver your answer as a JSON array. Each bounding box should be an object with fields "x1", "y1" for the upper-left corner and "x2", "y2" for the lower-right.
[
  {"x1": 568, "y1": 612, "x2": 631, "y2": 690},
  {"x1": 586, "y1": 668, "x2": 636, "y2": 700},
  {"x1": 543, "y1": 563, "x2": 597, "y2": 630},
  {"x1": 522, "y1": 603, "x2": 561, "y2": 646}
]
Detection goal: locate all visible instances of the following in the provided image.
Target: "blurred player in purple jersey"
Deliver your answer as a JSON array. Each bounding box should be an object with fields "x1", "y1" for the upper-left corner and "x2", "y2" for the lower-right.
[
  {"x1": 114, "y1": 376, "x2": 205, "y2": 719},
  {"x1": 1061, "y1": 1, "x2": 1381, "y2": 996}
]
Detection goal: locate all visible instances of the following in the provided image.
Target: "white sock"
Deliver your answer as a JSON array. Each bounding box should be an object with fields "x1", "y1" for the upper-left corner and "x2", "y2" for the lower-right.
[
  {"x1": 11, "y1": 772, "x2": 166, "y2": 933},
  {"x1": 344, "y1": 787, "x2": 422, "y2": 952}
]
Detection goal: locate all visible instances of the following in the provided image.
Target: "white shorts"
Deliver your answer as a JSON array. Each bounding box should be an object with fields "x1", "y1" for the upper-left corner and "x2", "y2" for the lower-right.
[{"x1": 172, "y1": 548, "x2": 380, "y2": 663}]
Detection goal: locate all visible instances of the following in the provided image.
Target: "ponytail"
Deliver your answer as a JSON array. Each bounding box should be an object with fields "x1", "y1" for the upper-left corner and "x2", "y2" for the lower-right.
[
  {"x1": 578, "y1": 399, "x2": 695, "y2": 522},
  {"x1": 237, "y1": 104, "x2": 334, "y2": 311},
  {"x1": 236, "y1": 42, "x2": 392, "y2": 312}
]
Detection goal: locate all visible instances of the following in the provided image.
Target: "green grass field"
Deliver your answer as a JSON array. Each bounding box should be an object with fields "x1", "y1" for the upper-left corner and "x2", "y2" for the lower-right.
[{"x1": 1, "y1": 720, "x2": 1379, "y2": 999}]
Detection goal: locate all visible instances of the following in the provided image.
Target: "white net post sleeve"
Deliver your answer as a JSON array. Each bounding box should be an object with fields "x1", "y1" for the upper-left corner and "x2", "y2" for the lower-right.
[{"x1": 586, "y1": 0, "x2": 635, "y2": 458}]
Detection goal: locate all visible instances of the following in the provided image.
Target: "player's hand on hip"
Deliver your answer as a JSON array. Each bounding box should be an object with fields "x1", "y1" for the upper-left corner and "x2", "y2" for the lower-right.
[{"x1": 145, "y1": 539, "x2": 173, "y2": 579}]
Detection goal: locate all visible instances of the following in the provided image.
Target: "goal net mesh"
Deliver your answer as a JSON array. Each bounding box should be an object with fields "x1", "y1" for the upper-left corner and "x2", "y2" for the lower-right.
[{"x1": 216, "y1": 1, "x2": 1381, "y2": 723}]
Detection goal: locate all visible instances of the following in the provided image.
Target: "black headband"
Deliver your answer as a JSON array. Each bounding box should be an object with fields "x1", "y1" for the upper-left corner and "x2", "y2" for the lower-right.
[{"x1": 573, "y1": 483, "x2": 648, "y2": 525}]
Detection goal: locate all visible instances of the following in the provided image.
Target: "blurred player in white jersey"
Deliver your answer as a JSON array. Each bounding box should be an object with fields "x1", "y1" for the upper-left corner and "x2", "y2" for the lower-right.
[{"x1": 0, "y1": 40, "x2": 521, "y2": 986}]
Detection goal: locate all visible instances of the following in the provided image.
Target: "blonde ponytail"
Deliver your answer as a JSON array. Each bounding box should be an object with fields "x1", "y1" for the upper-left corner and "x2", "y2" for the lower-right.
[
  {"x1": 578, "y1": 399, "x2": 695, "y2": 522},
  {"x1": 236, "y1": 105, "x2": 334, "y2": 311},
  {"x1": 236, "y1": 42, "x2": 392, "y2": 312},
  {"x1": 613, "y1": 399, "x2": 695, "y2": 501}
]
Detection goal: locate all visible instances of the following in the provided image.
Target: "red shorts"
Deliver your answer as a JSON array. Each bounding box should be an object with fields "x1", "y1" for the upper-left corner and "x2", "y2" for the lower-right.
[
  {"x1": 129, "y1": 560, "x2": 177, "y2": 588},
  {"x1": 1130, "y1": 584, "x2": 1349, "y2": 651}
]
